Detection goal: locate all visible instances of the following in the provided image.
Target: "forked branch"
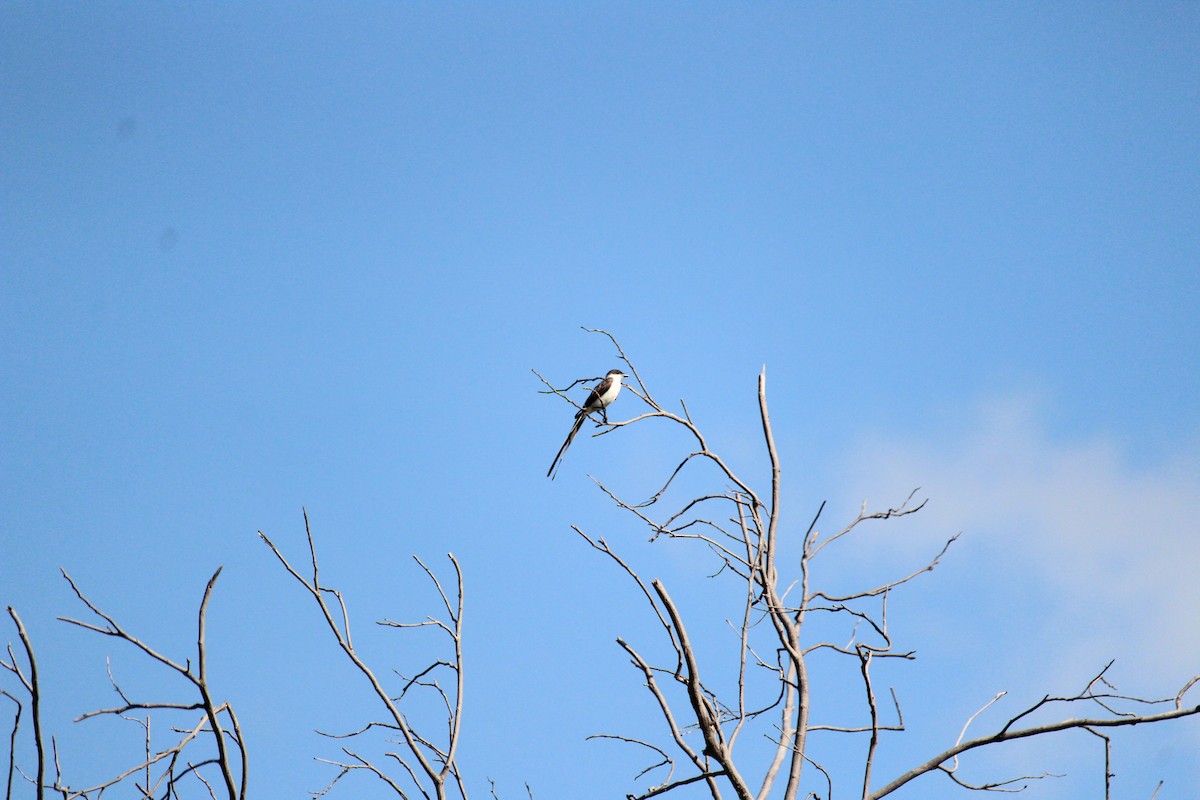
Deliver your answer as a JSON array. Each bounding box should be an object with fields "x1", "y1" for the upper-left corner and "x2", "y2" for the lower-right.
[
  {"x1": 259, "y1": 511, "x2": 466, "y2": 800},
  {"x1": 50, "y1": 568, "x2": 245, "y2": 800},
  {"x1": 2, "y1": 608, "x2": 44, "y2": 800},
  {"x1": 867, "y1": 675, "x2": 1200, "y2": 798},
  {"x1": 546, "y1": 330, "x2": 1199, "y2": 800}
]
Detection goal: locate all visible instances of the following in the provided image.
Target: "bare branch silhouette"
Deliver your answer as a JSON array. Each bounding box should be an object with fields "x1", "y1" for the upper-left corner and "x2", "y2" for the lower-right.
[
  {"x1": 260, "y1": 511, "x2": 467, "y2": 800},
  {"x1": 541, "y1": 329, "x2": 1200, "y2": 800},
  {"x1": 2, "y1": 568, "x2": 251, "y2": 800},
  {"x1": 2, "y1": 608, "x2": 43, "y2": 800}
]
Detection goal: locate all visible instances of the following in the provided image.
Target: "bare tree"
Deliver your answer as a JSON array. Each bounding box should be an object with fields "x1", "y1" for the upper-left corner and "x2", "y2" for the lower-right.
[
  {"x1": 3, "y1": 517, "x2": 469, "y2": 800},
  {"x1": 3, "y1": 569, "x2": 247, "y2": 800},
  {"x1": 538, "y1": 328, "x2": 1200, "y2": 800},
  {"x1": 6, "y1": 330, "x2": 1196, "y2": 799},
  {"x1": 259, "y1": 510, "x2": 468, "y2": 800}
]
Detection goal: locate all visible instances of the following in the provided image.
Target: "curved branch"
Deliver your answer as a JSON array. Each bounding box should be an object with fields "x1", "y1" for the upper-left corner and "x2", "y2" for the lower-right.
[
  {"x1": 652, "y1": 581, "x2": 754, "y2": 800},
  {"x1": 4, "y1": 609, "x2": 42, "y2": 800},
  {"x1": 868, "y1": 701, "x2": 1200, "y2": 799}
]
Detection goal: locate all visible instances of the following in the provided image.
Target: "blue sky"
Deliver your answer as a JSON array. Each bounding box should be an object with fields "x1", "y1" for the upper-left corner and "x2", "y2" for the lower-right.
[{"x1": 2, "y1": 3, "x2": 1198, "y2": 799}]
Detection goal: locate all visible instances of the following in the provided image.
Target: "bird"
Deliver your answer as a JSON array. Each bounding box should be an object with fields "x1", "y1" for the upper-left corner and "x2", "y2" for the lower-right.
[{"x1": 547, "y1": 368, "x2": 628, "y2": 479}]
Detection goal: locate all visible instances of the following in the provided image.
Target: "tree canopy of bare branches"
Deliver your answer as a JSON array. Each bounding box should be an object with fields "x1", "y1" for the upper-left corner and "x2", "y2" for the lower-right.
[
  {"x1": 537, "y1": 328, "x2": 1200, "y2": 800},
  {"x1": 4, "y1": 329, "x2": 1197, "y2": 800},
  {"x1": 3, "y1": 569, "x2": 247, "y2": 800},
  {"x1": 259, "y1": 511, "x2": 467, "y2": 800},
  {"x1": 3, "y1": 518, "x2": 468, "y2": 800}
]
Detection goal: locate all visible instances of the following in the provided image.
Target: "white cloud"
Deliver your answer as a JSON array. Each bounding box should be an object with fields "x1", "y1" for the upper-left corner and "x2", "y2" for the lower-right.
[{"x1": 842, "y1": 394, "x2": 1200, "y2": 691}]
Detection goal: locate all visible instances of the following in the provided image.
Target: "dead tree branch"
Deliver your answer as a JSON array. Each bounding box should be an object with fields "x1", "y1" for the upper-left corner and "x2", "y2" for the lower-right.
[
  {"x1": 259, "y1": 511, "x2": 466, "y2": 800},
  {"x1": 1, "y1": 691, "x2": 19, "y2": 800},
  {"x1": 544, "y1": 330, "x2": 1200, "y2": 800},
  {"x1": 50, "y1": 567, "x2": 246, "y2": 800},
  {"x1": 2, "y1": 608, "x2": 43, "y2": 800},
  {"x1": 867, "y1": 679, "x2": 1200, "y2": 798}
]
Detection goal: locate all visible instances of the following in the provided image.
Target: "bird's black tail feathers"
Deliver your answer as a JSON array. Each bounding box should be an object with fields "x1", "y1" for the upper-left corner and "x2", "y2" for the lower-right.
[{"x1": 547, "y1": 412, "x2": 587, "y2": 479}]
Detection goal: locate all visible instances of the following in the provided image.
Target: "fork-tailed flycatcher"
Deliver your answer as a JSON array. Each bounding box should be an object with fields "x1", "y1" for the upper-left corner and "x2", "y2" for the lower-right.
[{"x1": 547, "y1": 369, "x2": 628, "y2": 479}]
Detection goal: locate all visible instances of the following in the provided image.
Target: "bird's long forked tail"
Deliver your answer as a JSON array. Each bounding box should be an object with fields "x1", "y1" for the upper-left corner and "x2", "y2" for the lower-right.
[{"x1": 547, "y1": 411, "x2": 587, "y2": 480}]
